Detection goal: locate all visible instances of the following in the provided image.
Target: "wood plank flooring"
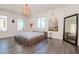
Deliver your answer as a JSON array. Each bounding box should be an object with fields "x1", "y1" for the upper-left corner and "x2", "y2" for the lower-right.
[{"x1": 0, "y1": 37, "x2": 79, "y2": 54}]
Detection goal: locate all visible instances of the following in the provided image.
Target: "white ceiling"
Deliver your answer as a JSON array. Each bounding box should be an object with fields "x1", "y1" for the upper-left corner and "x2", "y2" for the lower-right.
[{"x1": 0, "y1": 4, "x2": 67, "y2": 15}]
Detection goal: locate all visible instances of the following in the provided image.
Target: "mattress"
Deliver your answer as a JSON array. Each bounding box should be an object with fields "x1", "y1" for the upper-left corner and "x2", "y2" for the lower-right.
[{"x1": 16, "y1": 32, "x2": 44, "y2": 40}]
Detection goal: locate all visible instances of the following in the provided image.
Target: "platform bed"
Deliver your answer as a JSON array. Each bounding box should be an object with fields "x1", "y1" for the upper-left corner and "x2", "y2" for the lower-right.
[{"x1": 15, "y1": 32, "x2": 47, "y2": 46}]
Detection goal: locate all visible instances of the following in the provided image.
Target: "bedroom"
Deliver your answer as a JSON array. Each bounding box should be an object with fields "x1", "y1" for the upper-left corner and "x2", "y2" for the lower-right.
[{"x1": 0, "y1": 4, "x2": 79, "y2": 54}]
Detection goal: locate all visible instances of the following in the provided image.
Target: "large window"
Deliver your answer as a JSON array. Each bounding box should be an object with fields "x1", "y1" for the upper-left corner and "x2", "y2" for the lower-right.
[
  {"x1": 0, "y1": 15, "x2": 7, "y2": 31},
  {"x1": 17, "y1": 19, "x2": 25, "y2": 31},
  {"x1": 37, "y1": 17, "x2": 45, "y2": 28}
]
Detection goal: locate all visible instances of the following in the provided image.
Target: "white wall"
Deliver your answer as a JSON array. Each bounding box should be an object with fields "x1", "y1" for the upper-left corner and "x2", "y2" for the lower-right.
[
  {"x1": 0, "y1": 10, "x2": 27, "y2": 38},
  {"x1": 27, "y1": 11, "x2": 51, "y2": 32},
  {"x1": 27, "y1": 8, "x2": 64, "y2": 39},
  {"x1": 28, "y1": 5, "x2": 79, "y2": 46},
  {"x1": 53, "y1": 5, "x2": 79, "y2": 46}
]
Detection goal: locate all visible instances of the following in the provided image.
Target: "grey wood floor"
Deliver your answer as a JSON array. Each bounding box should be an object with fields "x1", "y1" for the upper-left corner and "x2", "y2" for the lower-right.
[{"x1": 0, "y1": 37, "x2": 79, "y2": 54}]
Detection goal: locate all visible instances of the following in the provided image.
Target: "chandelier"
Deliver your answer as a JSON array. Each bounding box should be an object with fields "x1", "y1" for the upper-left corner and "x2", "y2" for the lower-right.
[{"x1": 23, "y1": 4, "x2": 31, "y2": 16}]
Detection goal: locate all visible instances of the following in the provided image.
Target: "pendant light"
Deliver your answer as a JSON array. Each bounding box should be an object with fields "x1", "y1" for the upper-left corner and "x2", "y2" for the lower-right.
[{"x1": 23, "y1": 4, "x2": 31, "y2": 16}]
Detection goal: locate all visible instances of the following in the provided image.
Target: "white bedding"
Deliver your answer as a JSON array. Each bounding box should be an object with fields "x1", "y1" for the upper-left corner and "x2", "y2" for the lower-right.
[{"x1": 16, "y1": 32, "x2": 44, "y2": 40}]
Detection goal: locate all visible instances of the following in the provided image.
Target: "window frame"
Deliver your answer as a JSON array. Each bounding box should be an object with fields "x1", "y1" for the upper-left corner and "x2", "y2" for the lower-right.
[
  {"x1": 0, "y1": 15, "x2": 7, "y2": 32},
  {"x1": 17, "y1": 18, "x2": 25, "y2": 31},
  {"x1": 37, "y1": 17, "x2": 46, "y2": 28}
]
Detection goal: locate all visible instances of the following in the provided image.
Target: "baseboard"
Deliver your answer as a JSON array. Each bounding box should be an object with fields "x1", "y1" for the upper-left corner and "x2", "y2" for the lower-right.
[
  {"x1": 0, "y1": 35, "x2": 15, "y2": 39},
  {"x1": 49, "y1": 37, "x2": 63, "y2": 40}
]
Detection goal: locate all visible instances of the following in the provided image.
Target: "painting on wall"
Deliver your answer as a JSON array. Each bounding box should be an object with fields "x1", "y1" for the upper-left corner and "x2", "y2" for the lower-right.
[{"x1": 48, "y1": 17, "x2": 58, "y2": 31}]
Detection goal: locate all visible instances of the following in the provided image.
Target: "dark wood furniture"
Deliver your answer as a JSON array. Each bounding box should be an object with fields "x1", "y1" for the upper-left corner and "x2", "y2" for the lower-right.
[{"x1": 63, "y1": 13, "x2": 78, "y2": 46}]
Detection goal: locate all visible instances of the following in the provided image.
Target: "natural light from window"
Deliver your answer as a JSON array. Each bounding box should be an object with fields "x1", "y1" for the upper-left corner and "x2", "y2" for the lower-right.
[
  {"x1": 18, "y1": 19, "x2": 25, "y2": 31},
  {"x1": 37, "y1": 17, "x2": 45, "y2": 28},
  {"x1": 0, "y1": 15, "x2": 7, "y2": 32}
]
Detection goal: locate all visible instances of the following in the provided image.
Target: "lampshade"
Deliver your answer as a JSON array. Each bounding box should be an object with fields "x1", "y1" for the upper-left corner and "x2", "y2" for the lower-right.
[{"x1": 23, "y1": 4, "x2": 31, "y2": 16}]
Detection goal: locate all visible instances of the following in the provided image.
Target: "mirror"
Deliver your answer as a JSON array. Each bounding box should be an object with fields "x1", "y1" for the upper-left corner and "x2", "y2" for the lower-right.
[{"x1": 63, "y1": 14, "x2": 78, "y2": 46}]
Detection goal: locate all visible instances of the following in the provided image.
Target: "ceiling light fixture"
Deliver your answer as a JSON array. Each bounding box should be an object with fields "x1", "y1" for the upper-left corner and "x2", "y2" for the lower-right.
[{"x1": 23, "y1": 4, "x2": 31, "y2": 16}]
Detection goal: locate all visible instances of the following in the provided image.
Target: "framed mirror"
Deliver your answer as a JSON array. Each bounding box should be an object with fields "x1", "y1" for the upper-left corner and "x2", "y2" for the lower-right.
[{"x1": 63, "y1": 14, "x2": 78, "y2": 46}]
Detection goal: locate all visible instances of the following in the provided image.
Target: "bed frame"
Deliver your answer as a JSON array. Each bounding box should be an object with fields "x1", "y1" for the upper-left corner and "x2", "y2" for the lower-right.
[{"x1": 15, "y1": 32, "x2": 47, "y2": 46}]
